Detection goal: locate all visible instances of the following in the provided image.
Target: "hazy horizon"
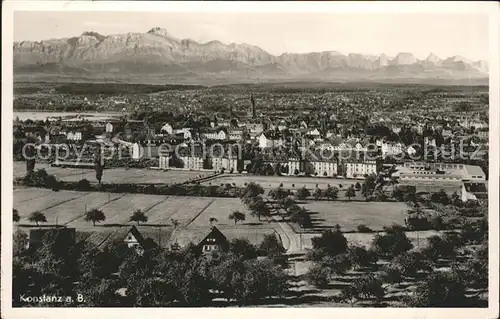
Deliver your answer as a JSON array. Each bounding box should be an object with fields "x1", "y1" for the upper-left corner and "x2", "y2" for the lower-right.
[{"x1": 14, "y1": 11, "x2": 489, "y2": 61}]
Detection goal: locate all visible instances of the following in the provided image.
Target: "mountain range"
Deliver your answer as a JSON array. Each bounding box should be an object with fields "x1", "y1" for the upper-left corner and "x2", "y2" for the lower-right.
[{"x1": 13, "y1": 27, "x2": 489, "y2": 85}]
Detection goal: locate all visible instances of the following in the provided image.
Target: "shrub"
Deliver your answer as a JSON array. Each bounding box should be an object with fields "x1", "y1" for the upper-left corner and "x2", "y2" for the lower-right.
[
  {"x1": 311, "y1": 230, "x2": 348, "y2": 257},
  {"x1": 429, "y1": 215, "x2": 445, "y2": 230},
  {"x1": 372, "y1": 224, "x2": 413, "y2": 259},
  {"x1": 407, "y1": 271, "x2": 466, "y2": 307},
  {"x1": 380, "y1": 264, "x2": 403, "y2": 284},
  {"x1": 305, "y1": 264, "x2": 330, "y2": 287},
  {"x1": 352, "y1": 274, "x2": 385, "y2": 301}
]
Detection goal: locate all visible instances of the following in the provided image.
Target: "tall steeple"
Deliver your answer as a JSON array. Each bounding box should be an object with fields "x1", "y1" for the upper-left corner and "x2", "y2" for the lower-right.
[{"x1": 251, "y1": 95, "x2": 256, "y2": 119}]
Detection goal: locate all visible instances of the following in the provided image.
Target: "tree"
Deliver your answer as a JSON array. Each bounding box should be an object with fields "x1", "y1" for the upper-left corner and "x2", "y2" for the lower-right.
[
  {"x1": 392, "y1": 251, "x2": 432, "y2": 278},
  {"x1": 13, "y1": 209, "x2": 20, "y2": 223},
  {"x1": 295, "y1": 186, "x2": 311, "y2": 200},
  {"x1": 345, "y1": 186, "x2": 356, "y2": 201},
  {"x1": 319, "y1": 254, "x2": 352, "y2": 276},
  {"x1": 421, "y1": 234, "x2": 459, "y2": 262},
  {"x1": 129, "y1": 209, "x2": 148, "y2": 225},
  {"x1": 25, "y1": 141, "x2": 36, "y2": 174},
  {"x1": 380, "y1": 264, "x2": 403, "y2": 284},
  {"x1": 324, "y1": 185, "x2": 339, "y2": 201},
  {"x1": 247, "y1": 196, "x2": 269, "y2": 221},
  {"x1": 311, "y1": 229, "x2": 348, "y2": 258},
  {"x1": 240, "y1": 182, "x2": 264, "y2": 200},
  {"x1": 278, "y1": 197, "x2": 297, "y2": 214},
  {"x1": 209, "y1": 217, "x2": 218, "y2": 226},
  {"x1": 28, "y1": 211, "x2": 47, "y2": 227},
  {"x1": 95, "y1": 164, "x2": 104, "y2": 184},
  {"x1": 228, "y1": 211, "x2": 246, "y2": 225},
  {"x1": 305, "y1": 264, "x2": 330, "y2": 287},
  {"x1": 450, "y1": 191, "x2": 461, "y2": 206},
  {"x1": 347, "y1": 245, "x2": 378, "y2": 269},
  {"x1": 268, "y1": 187, "x2": 289, "y2": 201},
  {"x1": 313, "y1": 188, "x2": 323, "y2": 200},
  {"x1": 362, "y1": 174, "x2": 376, "y2": 200},
  {"x1": 372, "y1": 224, "x2": 413, "y2": 259},
  {"x1": 430, "y1": 189, "x2": 450, "y2": 206},
  {"x1": 374, "y1": 189, "x2": 388, "y2": 201},
  {"x1": 210, "y1": 254, "x2": 245, "y2": 302},
  {"x1": 289, "y1": 206, "x2": 311, "y2": 228},
  {"x1": 340, "y1": 285, "x2": 359, "y2": 307},
  {"x1": 352, "y1": 274, "x2": 385, "y2": 302},
  {"x1": 84, "y1": 209, "x2": 106, "y2": 226},
  {"x1": 407, "y1": 271, "x2": 467, "y2": 307},
  {"x1": 229, "y1": 239, "x2": 258, "y2": 260},
  {"x1": 354, "y1": 182, "x2": 361, "y2": 191},
  {"x1": 258, "y1": 234, "x2": 285, "y2": 257},
  {"x1": 13, "y1": 230, "x2": 28, "y2": 256},
  {"x1": 238, "y1": 259, "x2": 288, "y2": 304},
  {"x1": 392, "y1": 187, "x2": 405, "y2": 201}
]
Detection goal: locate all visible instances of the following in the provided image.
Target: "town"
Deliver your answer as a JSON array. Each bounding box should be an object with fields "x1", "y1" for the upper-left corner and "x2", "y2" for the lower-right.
[{"x1": 11, "y1": 80, "x2": 489, "y2": 307}]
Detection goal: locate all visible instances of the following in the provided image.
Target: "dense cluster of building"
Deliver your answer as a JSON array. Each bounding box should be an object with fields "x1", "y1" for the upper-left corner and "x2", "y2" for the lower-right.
[{"x1": 14, "y1": 88, "x2": 489, "y2": 201}]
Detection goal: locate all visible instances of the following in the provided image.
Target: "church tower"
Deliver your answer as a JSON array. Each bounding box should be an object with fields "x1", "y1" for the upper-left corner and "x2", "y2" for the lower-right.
[{"x1": 251, "y1": 95, "x2": 256, "y2": 119}]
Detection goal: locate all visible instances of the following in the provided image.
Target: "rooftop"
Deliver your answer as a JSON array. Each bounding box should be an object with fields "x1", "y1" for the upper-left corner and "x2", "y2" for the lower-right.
[{"x1": 463, "y1": 182, "x2": 488, "y2": 193}]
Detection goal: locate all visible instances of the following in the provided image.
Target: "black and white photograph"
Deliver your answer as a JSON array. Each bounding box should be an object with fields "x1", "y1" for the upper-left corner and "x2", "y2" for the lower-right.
[{"x1": 1, "y1": 1, "x2": 499, "y2": 317}]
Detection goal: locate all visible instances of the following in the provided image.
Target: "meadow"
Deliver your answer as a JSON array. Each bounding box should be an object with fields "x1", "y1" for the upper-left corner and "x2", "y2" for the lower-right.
[
  {"x1": 14, "y1": 188, "x2": 409, "y2": 240},
  {"x1": 13, "y1": 162, "x2": 210, "y2": 184},
  {"x1": 302, "y1": 201, "x2": 408, "y2": 232}
]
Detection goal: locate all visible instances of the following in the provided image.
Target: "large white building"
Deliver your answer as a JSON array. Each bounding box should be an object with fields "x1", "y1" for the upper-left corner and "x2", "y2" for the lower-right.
[
  {"x1": 211, "y1": 156, "x2": 239, "y2": 172},
  {"x1": 258, "y1": 134, "x2": 285, "y2": 149},
  {"x1": 65, "y1": 131, "x2": 83, "y2": 141},
  {"x1": 311, "y1": 160, "x2": 338, "y2": 177},
  {"x1": 180, "y1": 156, "x2": 204, "y2": 170},
  {"x1": 394, "y1": 162, "x2": 486, "y2": 189},
  {"x1": 381, "y1": 142, "x2": 404, "y2": 157},
  {"x1": 105, "y1": 122, "x2": 114, "y2": 133},
  {"x1": 287, "y1": 158, "x2": 301, "y2": 175},
  {"x1": 344, "y1": 160, "x2": 377, "y2": 179}
]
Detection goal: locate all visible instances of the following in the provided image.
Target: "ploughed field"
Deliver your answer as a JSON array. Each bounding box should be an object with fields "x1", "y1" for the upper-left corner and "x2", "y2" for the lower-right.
[
  {"x1": 13, "y1": 161, "x2": 210, "y2": 184},
  {"x1": 14, "y1": 188, "x2": 407, "y2": 236},
  {"x1": 13, "y1": 188, "x2": 282, "y2": 247}
]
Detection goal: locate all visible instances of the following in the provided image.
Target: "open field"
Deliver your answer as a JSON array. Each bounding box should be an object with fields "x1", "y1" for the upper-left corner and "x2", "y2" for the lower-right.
[
  {"x1": 85, "y1": 193, "x2": 167, "y2": 225},
  {"x1": 202, "y1": 174, "x2": 359, "y2": 190},
  {"x1": 14, "y1": 188, "x2": 409, "y2": 234},
  {"x1": 13, "y1": 161, "x2": 210, "y2": 184},
  {"x1": 188, "y1": 197, "x2": 266, "y2": 228},
  {"x1": 145, "y1": 196, "x2": 215, "y2": 227},
  {"x1": 302, "y1": 201, "x2": 408, "y2": 232},
  {"x1": 13, "y1": 188, "x2": 283, "y2": 247}
]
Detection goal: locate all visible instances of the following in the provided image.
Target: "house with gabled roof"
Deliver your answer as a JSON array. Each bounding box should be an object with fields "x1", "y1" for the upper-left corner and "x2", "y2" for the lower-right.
[
  {"x1": 77, "y1": 225, "x2": 173, "y2": 253},
  {"x1": 197, "y1": 226, "x2": 230, "y2": 254}
]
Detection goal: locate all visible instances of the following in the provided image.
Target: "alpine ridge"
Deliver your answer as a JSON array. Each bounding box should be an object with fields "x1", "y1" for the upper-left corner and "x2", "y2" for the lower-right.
[{"x1": 13, "y1": 27, "x2": 489, "y2": 85}]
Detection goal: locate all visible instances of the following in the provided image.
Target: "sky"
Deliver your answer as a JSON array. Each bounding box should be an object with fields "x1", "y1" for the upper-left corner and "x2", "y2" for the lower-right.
[{"x1": 13, "y1": 11, "x2": 489, "y2": 61}]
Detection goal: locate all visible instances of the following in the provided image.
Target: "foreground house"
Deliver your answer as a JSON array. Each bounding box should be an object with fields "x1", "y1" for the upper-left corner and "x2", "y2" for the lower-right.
[{"x1": 197, "y1": 226, "x2": 230, "y2": 254}]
